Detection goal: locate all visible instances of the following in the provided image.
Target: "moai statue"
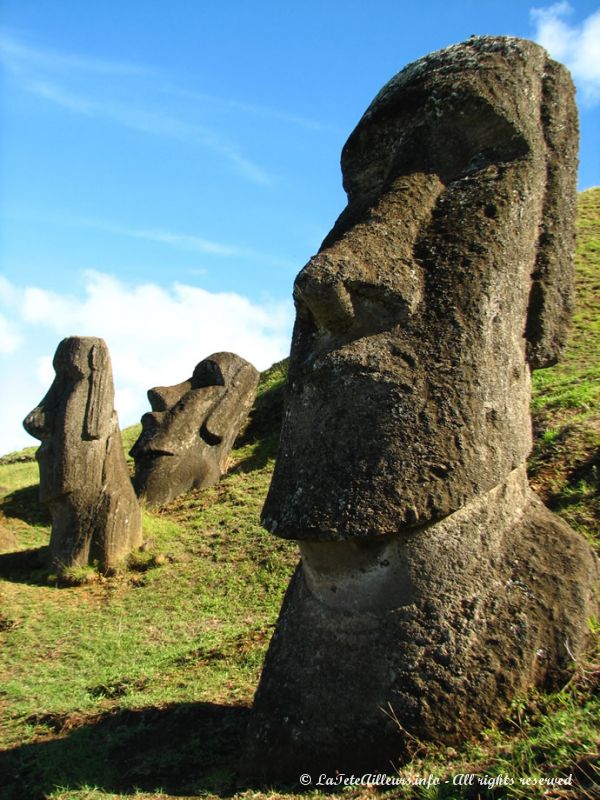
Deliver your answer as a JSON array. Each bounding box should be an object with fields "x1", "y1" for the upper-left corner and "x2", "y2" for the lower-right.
[
  {"x1": 23, "y1": 337, "x2": 142, "y2": 574},
  {"x1": 130, "y1": 352, "x2": 259, "y2": 506},
  {"x1": 244, "y1": 37, "x2": 598, "y2": 779}
]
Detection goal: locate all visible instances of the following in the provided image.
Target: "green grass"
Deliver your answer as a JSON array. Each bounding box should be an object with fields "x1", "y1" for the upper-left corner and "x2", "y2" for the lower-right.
[
  {"x1": 0, "y1": 192, "x2": 599, "y2": 799},
  {"x1": 121, "y1": 423, "x2": 142, "y2": 463},
  {"x1": 528, "y1": 187, "x2": 600, "y2": 544},
  {"x1": 0, "y1": 460, "x2": 40, "y2": 495},
  {"x1": 0, "y1": 446, "x2": 38, "y2": 466}
]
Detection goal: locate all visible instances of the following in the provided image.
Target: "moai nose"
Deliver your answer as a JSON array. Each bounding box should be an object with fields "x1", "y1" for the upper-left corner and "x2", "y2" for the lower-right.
[
  {"x1": 148, "y1": 384, "x2": 188, "y2": 412},
  {"x1": 23, "y1": 406, "x2": 50, "y2": 440},
  {"x1": 129, "y1": 410, "x2": 169, "y2": 458},
  {"x1": 294, "y1": 256, "x2": 355, "y2": 335}
]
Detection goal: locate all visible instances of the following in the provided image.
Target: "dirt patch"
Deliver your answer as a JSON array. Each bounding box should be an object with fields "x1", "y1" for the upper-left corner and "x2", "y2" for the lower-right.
[{"x1": 0, "y1": 524, "x2": 17, "y2": 553}]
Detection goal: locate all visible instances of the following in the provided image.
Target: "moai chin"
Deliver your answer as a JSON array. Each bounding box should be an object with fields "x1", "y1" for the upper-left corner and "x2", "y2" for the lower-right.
[
  {"x1": 23, "y1": 337, "x2": 142, "y2": 573},
  {"x1": 245, "y1": 36, "x2": 598, "y2": 779},
  {"x1": 130, "y1": 352, "x2": 259, "y2": 506}
]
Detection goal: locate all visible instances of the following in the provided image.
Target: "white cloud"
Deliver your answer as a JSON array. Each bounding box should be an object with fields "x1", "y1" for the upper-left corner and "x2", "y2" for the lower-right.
[
  {"x1": 36, "y1": 355, "x2": 53, "y2": 386},
  {"x1": 0, "y1": 278, "x2": 24, "y2": 354},
  {"x1": 0, "y1": 313, "x2": 22, "y2": 354},
  {"x1": 531, "y1": 3, "x2": 600, "y2": 102},
  {"x1": 0, "y1": 271, "x2": 293, "y2": 454},
  {"x1": 0, "y1": 274, "x2": 20, "y2": 304}
]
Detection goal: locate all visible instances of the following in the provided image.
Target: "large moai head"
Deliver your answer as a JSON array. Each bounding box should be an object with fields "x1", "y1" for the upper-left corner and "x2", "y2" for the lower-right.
[
  {"x1": 23, "y1": 337, "x2": 142, "y2": 572},
  {"x1": 130, "y1": 352, "x2": 259, "y2": 506},
  {"x1": 244, "y1": 38, "x2": 596, "y2": 779},
  {"x1": 262, "y1": 36, "x2": 578, "y2": 541}
]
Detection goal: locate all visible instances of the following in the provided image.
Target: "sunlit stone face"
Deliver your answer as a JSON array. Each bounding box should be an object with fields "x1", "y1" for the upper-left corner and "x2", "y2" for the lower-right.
[
  {"x1": 23, "y1": 337, "x2": 111, "y2": 504},
  {"x1": 130, "y1": 352, "x2": 259, "y2": 505},
  {"x1": 262, "y1": 40, "x2": 577, "y2": 541},
  {"x1": 131, "y1": 362, "x2": 225, "y2": 501}
]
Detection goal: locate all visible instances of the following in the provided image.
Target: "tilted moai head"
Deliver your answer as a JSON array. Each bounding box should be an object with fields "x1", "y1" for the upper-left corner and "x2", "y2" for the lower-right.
[
  {"x1": 246, "y1": 37, "x2": 597, "y2": 779},
  {"x1": 130, "y1": 352, "x2": 259, "y2": 506},
  {"x1": 262, "y1": 35, "x2": 578, "y2": 540},
  {"x1": 23, "y1": 337, "x2": 142, "y2": 572}
]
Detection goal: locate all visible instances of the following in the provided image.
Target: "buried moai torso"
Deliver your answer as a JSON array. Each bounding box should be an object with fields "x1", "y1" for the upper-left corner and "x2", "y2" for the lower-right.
[
  {"x1": 130, "y1": 353, "x2": 259, "y2": 506},
  {"x1": 245, "y1": 37, "x2": 597, "y2": 778},
  {"x1": 23, "y1": 337, "x2": 142, "y2": 573}
]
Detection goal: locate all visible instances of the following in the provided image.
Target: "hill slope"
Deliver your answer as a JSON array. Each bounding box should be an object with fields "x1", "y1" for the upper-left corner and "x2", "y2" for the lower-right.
[{"x1": 0, "y1": 189, "x2": 598, "y2": 799}]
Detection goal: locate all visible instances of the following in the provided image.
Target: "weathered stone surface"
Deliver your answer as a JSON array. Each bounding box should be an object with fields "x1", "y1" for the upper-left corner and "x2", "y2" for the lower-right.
[
  {"x1": 130, "y1": 353, "x2": 259, "y2": 506},
  {"x1": 262, "y1": 35, "x2": 578, "y2": 541},
  {"x1": 249, "y1": 469, "x2": 597, "y2": 776},
  {"x1": 245, "y1": 36, "x2": 597, "y2": 779},
  {"x1": 23, "y1": 337, "x2": 142, "y2": 573}
]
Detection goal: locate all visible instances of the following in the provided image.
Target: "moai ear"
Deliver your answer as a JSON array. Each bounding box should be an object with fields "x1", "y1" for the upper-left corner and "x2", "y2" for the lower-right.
[
  {"x1": 84, "y1": 343, "x2": 114, "y2": 440},
  {"x1": 525, "y1": 58, "x2": 578, "y2": 370}
]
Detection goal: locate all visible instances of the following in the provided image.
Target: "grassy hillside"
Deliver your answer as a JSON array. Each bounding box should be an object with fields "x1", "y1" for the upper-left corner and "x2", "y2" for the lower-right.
[
  {"x1": 0, "y1": 191, "x2": 598, "y2": 799},
  {"x1": 528, "y1": 187, "x2": 600, "y2": 541}
]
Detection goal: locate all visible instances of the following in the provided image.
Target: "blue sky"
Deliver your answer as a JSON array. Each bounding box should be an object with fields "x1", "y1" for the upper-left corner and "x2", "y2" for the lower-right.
[{"x1": 1, "y1": 1, "x2": 599, "y2": 453}]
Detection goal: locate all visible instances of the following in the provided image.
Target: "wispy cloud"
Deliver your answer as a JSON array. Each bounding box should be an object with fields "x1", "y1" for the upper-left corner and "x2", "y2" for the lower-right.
[
  {"x1": 77, "y1": 218, "x2": 241, "y2": 257},
  {"x1": 4, "y1": 208, "x2": 297, "y2": 269},
  {"x1": 531, "y1": 2, "x2": 600, "y2": 103},
  {"x1": 83, "y1": 218, "x2": 296, "y2": 269},
  {"x1": 1, "y1": 31, "x2": 333, "y2": 133},
  {"x1": 116, "y1": 227, "x2": 239, "y2": 256},
  {"x1": 1, "y1": 31, "x2": 271, "y2": 184},
  {"x1": 1, "y1": 30, "x2": 334, "y2": 183},
  {"x1": 0, "y1": 31, "x2": 152, "y2": 77},
  {"x1": 24, "y1": 79, "x2": 271, "y2": 184},
  {"x1": 160, "y1": 83, "x2": 338, "y2": 133}
]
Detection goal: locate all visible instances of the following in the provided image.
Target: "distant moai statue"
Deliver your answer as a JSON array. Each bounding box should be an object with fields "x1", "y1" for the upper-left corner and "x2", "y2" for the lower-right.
[
  {"x1": 23, "y1": 337, "x2": 142, "y2": 574},
  {"x1": 130, "y1": 352, "x2": 259, "y2": 506},
  {"x1": 244, "y1": 37, "x2": 598, "y2": 779}
]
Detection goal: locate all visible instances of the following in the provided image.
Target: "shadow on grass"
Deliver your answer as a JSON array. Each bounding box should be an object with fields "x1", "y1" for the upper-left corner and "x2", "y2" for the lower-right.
[
  {"x1": 0, "y1": 547, "x2": 50, "y2": 586},
  {"x1": 564, "y1": 444, "x2": 599, "y2": 485},
  {"x1": 1, "y1": 484, "x2": 50, "y2": 527},
  {"x1": 546, "y1": 445, "x2": 600, "y2": 511},
  {"x1": 232, "y1": 433, "x2": 280, "y2": 473},
  {"x1": 2, "y1": 701, "x2": 598, "y2": 800},
  {"x1": 0, "y1": 701, "x2": 292, "y2": 799}
]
